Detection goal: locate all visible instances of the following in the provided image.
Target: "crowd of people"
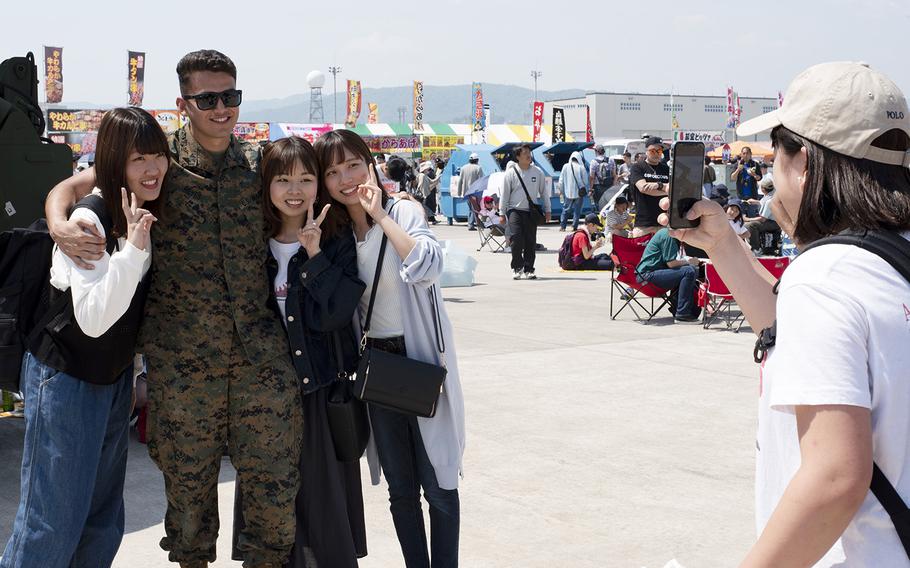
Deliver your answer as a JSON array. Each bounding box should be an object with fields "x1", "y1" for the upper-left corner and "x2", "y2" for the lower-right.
[{"x1": 3, "y1": 50, "x2": 910, "y2": 568}]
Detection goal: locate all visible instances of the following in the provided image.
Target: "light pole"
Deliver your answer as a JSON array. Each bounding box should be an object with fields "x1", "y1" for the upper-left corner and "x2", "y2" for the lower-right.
[
  {"x1": 329, "y1": 65, "x2": 342, "y2": 124},
  {"x1": 531, "y1": 69, "x2": 542, "y2": 102}
]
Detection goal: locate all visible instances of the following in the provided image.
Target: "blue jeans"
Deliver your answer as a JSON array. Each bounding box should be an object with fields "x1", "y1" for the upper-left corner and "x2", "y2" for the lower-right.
[
  {"x1": 1, "y1": 352, "x2": 132, "y2": 568},
  {"x1": 560, "y1": 197, "x2": 583, "y2": 230},
  {"x1": 638, "y1": 265, "x2": 698, "y2": 318},
  {"x1": 369, "y1": 404, "x2": 460, "y2": 568}
]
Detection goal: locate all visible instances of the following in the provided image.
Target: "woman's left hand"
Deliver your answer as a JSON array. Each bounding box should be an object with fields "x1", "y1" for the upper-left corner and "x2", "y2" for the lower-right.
[
  {"x1": 297, "y1": 200, "x2": 331, "y2": 258},
  {"x1": 357, "y1": 166, "x2": 387, "y2": 221}
]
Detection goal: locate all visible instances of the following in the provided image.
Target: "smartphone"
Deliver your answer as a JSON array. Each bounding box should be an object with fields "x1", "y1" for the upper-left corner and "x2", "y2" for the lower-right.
[{"x1": 668, "y1": 141, "x2": 705, "y2": 229}]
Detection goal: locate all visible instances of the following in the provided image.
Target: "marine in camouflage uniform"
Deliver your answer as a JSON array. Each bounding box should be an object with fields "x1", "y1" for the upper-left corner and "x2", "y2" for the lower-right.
[{"x1": 141, "y1": 126, "x2": 302, "y2": 567}]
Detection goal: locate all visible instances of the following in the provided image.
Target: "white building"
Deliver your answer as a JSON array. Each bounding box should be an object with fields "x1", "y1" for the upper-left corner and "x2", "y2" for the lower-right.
[{"x1": 543, "y1": 92, "x2": 779, "y2": 144}]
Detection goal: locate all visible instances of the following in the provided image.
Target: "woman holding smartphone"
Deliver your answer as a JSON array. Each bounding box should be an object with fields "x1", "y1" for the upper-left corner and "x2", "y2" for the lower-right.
[
  {"x1": 661, "y1": 62, "x2": 910, "y2": 566},
  {"x1": 314, "y1": 130, "x2": 465, "y2": 568}
]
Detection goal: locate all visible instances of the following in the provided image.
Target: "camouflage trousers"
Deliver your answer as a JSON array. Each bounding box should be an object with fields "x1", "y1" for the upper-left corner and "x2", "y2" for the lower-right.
[{"x1": 146, "y1": 341, "x2": 302, "y2": 566}]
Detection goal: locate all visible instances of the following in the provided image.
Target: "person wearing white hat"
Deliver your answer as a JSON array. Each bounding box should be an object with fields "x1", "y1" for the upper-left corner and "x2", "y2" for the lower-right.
[
  {"x1": 455, "y1": 152, "x2": 484, "y2": 230},
  {"x1": 659, "y1": 61, "x2": 910, "y2": 566}
]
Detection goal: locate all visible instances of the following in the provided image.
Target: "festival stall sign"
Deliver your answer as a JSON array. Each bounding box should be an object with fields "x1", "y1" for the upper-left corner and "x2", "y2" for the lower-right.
[
  {"x1": 273, "y1": 123, "x2": 334, "y2": 143},
  {"x1": 420, "y1": 135, "x2": 461, "y2": 159},
  {"x1": 233, "y1": 122, "x2": 270, "y2": 144},
  {"x1": 471, "y1": 82, "x2": 485, "y2": 133},
  {"x1": 551, "y1": 108, "x2": 566, "y2": 143},
  {"x1": 345, "y1": 80, "x2": 362, "y2": 128},
  {"x1": 413, "y1": 81, "x2": 424, "y2": 132},
  {"x1": 150, "y1": 110, "x2": 184, "y2": 134},
  {"x1": 363, "y1": 135, "x2": 420, "y2": 154},
  {"x1": 672, "y1": 131, "x2": 726, "y2": 144},
  {"x1": 368, "y1": 103, "x2": 378, "y2": 124},
  {"x1": 128, "y1": 51, "x2": 146, "y2": 106},
  {"x1": 49, "y1": 132, "x2": 97, "y2": 158},
  {"x1": 44, "y1": 46, "x2": 63, "y2": 103},
  {"x1": 46, "y1": 109, "x2": 106, "y2": 133}
]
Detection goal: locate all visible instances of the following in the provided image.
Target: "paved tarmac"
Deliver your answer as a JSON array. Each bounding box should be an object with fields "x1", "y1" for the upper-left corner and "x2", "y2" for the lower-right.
[{"x1": 0, "y1": 222, "x2": 761, "y2": 567}]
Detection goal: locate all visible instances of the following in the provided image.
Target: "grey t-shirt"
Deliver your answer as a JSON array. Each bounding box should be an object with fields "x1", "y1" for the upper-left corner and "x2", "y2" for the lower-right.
[{"x1": 500, "y1": 164, "x2": 550, "y2": 213}]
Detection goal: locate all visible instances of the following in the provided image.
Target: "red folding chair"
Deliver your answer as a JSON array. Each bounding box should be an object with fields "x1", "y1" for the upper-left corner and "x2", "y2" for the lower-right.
[
  {"x1": 609, "y1": 234, "x2": 672, "y2": 322},
  {"x1": 702, "y1": 256, "x2": 791, "y2": 332},
  {"x1": 757, "y1": 256, "x2": 790, "y2": 280}
]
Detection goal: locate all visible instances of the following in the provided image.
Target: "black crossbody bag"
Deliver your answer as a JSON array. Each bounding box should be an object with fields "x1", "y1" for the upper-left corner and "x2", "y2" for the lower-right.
[
  {"x1": 326, "y1": 330, "x2": 370, "y2": 462},
  {"x1": 354, "y1": 230, "x2": 447, "y2": 418},
  {"x1": 754, "y1": 230, "x2": 910, "y2": 559},
  {"x1": 511, "y1": 164, "x2": 546, "y2": 226}
]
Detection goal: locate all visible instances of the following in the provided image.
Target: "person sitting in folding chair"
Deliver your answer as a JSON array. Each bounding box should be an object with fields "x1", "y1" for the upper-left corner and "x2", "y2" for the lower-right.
[
  {"x1": 478, "y1": 196, "x2": 506, "y2": 236},
  {"x1": 467, "y1": 194, "x2": 507, "y2": 253},
  {"x1": 635, "y1": 228, "x2": 702, "y2": 323}
]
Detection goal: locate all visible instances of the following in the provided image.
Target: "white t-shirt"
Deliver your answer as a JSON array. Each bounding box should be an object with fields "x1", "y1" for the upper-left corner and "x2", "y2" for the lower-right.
[
  {"x1": 757, "y1": 233, "x2": 910, "y2": 566},
  {"x1": 356, "y1": 223, "x2": 404, "y2": 338},
  {"x1": 729, "y1": 218, "x2": 749, "y2": 236},
  {"x1": 268, "y1": 239, "x2": 300, "y2": 321},
  {"x1": 49, "y1": 189, "x2": 151, "y2": 338}
]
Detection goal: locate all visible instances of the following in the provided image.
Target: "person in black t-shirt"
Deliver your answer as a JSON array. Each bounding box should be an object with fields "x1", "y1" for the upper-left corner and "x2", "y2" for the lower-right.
[
  {"x1": 628, "y1": 136, "x2": 670, "y2": 236},
  {"x1": 731, "y1": 146, "x2": 763, "y2": 202}
]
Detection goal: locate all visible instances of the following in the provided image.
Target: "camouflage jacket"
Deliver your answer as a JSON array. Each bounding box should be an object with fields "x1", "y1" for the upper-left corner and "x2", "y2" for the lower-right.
[{"x1": 138, "y1": 126, "x2": 286, "y2": 366}]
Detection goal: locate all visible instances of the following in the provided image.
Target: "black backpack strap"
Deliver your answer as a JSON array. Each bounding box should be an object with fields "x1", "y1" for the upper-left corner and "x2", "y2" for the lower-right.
[
  {"x1": 871, "y1": 463, "x2": 910, "y2": 558},
  {"x1": 71, "y1": 193, "x2": 118, "y2": 254}
]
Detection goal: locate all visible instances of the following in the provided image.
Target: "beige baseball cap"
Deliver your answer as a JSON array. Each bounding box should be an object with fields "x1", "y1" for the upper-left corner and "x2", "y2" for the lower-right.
[{"x1": 737, "y1": 61, "x2": 910, "y2": 167}]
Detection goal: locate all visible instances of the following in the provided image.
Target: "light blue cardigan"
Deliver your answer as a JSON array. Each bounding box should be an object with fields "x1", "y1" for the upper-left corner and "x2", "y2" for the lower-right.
[{"x1": 358, "y1": 198, "x2": 466, "y2": 490}]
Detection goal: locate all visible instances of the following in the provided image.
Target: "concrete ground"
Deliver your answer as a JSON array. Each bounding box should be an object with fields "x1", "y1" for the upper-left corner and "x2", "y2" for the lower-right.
[{"x1": 0, "y1": 222, "x2": 761, "y2": 567}]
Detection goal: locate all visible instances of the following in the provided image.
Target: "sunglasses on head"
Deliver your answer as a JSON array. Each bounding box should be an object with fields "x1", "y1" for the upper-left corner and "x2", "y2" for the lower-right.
[{"x1": 183, "y1": 89, "x2": 242, "y2": 111}]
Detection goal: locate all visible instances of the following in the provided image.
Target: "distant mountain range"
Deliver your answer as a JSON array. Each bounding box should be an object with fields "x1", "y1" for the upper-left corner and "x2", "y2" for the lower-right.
[{"x1": 44, "y1": 84, "x2": 587, "y2": 125}]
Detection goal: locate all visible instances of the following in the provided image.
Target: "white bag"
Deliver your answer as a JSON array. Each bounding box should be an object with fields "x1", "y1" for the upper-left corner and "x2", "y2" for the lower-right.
[{"x1": 439, "y1": 240, "x2": 478, "y2": 288}]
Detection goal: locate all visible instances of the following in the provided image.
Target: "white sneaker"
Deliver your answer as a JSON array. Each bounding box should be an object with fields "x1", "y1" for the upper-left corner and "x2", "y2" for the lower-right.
[
  {"x1": 525, "y1": 271, "x2": 537, "y2": 280},
  {"x1": 512, "y1": 269, "x2": 523, "y2": 280}
]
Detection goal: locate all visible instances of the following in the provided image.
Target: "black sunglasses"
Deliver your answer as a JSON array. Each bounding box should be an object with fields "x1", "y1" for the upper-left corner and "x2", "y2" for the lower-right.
[{"x1": 183, "y1": 89, "x2": 242, "y2": 111}]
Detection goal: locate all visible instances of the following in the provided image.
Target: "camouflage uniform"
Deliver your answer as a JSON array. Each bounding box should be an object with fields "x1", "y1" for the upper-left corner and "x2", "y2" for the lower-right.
[{"x1": 142, "y1": 127, "x2": 302, "y2": 566}]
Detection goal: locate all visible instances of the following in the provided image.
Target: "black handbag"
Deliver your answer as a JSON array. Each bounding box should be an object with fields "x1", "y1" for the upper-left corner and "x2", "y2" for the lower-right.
[
  {"x1": 326, "y1": 330, "x2": 370, "y2": 462},
  {"x1": 511, "y1": 164, "x2": 546, "y2": 226},
  {"x1": 353, "y1": 232, "x2": 447, "y2": 418}
]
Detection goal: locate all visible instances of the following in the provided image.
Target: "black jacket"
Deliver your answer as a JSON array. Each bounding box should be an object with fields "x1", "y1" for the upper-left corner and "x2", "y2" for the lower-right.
[{"x1": 266, "y1": 229, "x2": 365, "y2": 394}]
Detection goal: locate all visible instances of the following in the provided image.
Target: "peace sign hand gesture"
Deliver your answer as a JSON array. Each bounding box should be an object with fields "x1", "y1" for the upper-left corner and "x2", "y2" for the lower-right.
[
  {"x1": 357, "y1": 165, "x2": 387, "y2": 222},
  {"x1": 297, "y1": 200, "x2": 332, "y2": 258},
  {"x1": 121, "y1": 187, "x2": 157, "y2": 252}
]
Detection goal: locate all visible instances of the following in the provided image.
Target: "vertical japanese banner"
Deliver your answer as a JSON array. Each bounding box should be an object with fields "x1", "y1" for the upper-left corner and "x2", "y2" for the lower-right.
[
  {"x1": 726, "y1": 86, "x2": 736, "y2": 129},
  {"x1": 552, "y1": 107, "x2": 566, "y2": 143},
  {"x1": 471, "y1": 82, "x2": 485, "y2": 135},
  {"x1": 532, "y1": 101, "x2": 544, "y2": 142},
  {"x1": 413, "y1": 81, "x2": 424, "y2": 131},
  {"x1": 367, "y1": 103, "x2": 378, "y2": 124},
  {"x1": 585, "y1": 105, "x2": 593, "y2": 142},
  {"x1": 44, "y1": 46, "x2": 63, "y2": 103},
  {"x1": 128, "y1": 51, "x2": 146, "y2": 106},
  {"x1": 734, "y1": 92, "x2": 742, "y2": 126},
  {"x1": 345, "y1": 80, "x2": 361, "y2": 128}
]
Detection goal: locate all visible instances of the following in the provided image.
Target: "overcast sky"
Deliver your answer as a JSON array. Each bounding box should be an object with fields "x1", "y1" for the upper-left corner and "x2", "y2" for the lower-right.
[{"x1": 3, "y1": 0, "x2": 908, "y2": 109}]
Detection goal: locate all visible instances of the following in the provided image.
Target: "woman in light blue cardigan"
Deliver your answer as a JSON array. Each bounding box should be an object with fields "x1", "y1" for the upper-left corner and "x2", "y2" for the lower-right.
[{"x1": 314, "y1": 130, "x2": 465, "y2": 568}]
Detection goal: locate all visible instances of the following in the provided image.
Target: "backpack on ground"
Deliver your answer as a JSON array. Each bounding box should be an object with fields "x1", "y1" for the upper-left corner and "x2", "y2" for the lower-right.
[{"x1": 558, "y1": 230, "x2": 586, "y2": 270}]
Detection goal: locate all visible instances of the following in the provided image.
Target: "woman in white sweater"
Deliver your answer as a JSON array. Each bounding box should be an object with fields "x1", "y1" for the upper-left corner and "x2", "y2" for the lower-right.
[{"x1": 314, "y1": 130, "x2": 465, "y2": 568}]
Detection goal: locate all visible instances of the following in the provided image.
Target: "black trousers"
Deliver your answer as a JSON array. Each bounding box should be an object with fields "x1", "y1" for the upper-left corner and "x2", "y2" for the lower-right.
[{"x1": 507, "y1": 209, "x2": 537, "y2": 273}]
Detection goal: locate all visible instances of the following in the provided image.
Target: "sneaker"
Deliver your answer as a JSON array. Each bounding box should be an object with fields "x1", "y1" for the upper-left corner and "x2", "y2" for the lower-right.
[
  {"x1": 468, "y1": 227, "x2": 477, "y2": 231},
  {"x1": 674, "y1": 314, "x2": 702, "y2": 324},
  {"x1": 558, "y1": 227, "x2": 566, "y2": 232},
  {"x1": 512, "y1": 269, "x2": 523, "y2": 280},
  {"x1": 525, "y1": 271, "x2": 538, "y2": 280}
]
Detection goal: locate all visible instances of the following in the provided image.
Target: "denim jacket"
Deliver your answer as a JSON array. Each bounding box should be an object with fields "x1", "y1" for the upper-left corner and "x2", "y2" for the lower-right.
[{"x1": 265, "y1": 229, "x2": 365, "y2": 394}]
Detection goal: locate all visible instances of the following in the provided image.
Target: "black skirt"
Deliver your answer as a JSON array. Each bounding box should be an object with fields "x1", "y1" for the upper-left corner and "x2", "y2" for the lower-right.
[{"x1": 233, "y1": 387, "x2": 368, "y2": 567}]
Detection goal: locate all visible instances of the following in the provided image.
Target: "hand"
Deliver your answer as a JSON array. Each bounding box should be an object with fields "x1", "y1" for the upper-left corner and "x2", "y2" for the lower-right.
[
  {"x1": 545, "y1": 213, "x2": 552, "y2": 223},
  {"x1": 657, "y1": 197, "x2": 736, "y2": 257},
  {"x1": 122, "y1": 188, "x2": 157, "y2": 252},
  {"x1": 595, "y1": 237, "x2": 605, "y2": 249},
  {"x1": 297, "y1": 200, "x2": 331, "y2": 258},
  {"x1": 357, "y1": 166, "x2": 387, "y2": 221},
  {"x1": 687, "y1": 257, "x2": 701, "y2": 267},
  {"x1": 50, "y1": 217, "x2": 106, "y2": 270},
  {"x1": 499, "y1": 215, "x2": 507, "y2": 225}
]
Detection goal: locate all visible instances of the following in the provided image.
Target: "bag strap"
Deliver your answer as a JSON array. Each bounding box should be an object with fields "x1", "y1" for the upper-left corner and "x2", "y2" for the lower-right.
[
  {"x1": 511, "y1": 164, "x2": 537, "y2": 208},
  {"x1": 757, "y1": 229, "x2": 910, "y2": 558},
  {"x1": 331, "y1": 330, "x2": 348, "y2": 379},
  {"x1": 360, "y1": 231, "x2": 389, "y2": 347}
]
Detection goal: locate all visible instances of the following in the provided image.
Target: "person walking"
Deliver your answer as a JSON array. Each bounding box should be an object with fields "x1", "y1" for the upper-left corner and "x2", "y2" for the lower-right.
[
  {"x1": 456, "y1": 153, "x2": 484, "y2": 230},
  {"x1": 559, "y1": 151, "x2": 588, "y2": 232},
  {"x1": 499, "y1": 143, "x2": 551, "y2": 279}
]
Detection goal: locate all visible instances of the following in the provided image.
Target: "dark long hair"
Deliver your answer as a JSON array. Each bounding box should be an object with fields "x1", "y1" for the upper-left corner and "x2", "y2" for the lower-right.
[
  {"x1": 259, "y1": 136, "x2": 343, "y2": 240},
  {"x1": 313, "y1": 129, "x2": 389, "y2": 229},
  {"x1": 771, "y1": 126, "x2": 910, "y2": 243},
  {"x1": 94, "y1": 107, "x2": 169, "y2": 238}
]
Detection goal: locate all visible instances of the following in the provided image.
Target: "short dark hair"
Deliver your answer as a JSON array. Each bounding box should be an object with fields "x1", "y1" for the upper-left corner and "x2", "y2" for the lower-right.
[
  {"x1": 94, "y1": 107, "x2": 169, "y2": 238},
  {"x1": 623, "y1": 151, "x2": 632, "y2": 158},
  {"x1": 741, "y1": 146, "x2": 752, "y2": 153},
  {"x1": 771, "y1": 125, "x2": 910, "y2": 243},
  {"x1": 385, "y1": 155, "x2": 409, "y2": 182},
  {"x1": 313, "y1": 130, "x2": 389, "y2": 228},
  {"x1": 513, "y1": 144, "x2": 532, "y2": 159},
  {"x1": 176, "y1": 50, "x2": 237, "y2": 94},
  {"x1": 615, "y1": 196, "x2": 628, "y2": 205}
]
